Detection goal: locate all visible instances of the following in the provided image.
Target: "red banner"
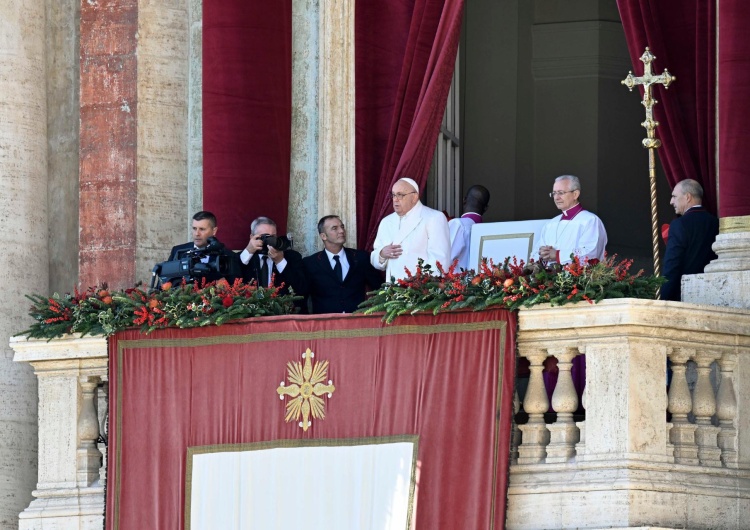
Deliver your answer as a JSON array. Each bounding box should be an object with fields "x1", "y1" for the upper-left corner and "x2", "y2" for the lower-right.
[{"x1": 106, "y1": 310, "x2": 516, "y2": 529}]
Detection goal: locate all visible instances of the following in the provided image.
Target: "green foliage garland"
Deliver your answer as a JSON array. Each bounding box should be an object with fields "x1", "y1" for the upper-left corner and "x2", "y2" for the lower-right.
[
  {"x1": 20, "y1": 278, "x2": 300, "y2": 340},
  {"x1": 357, "y1": 254, "x2": 665, "y2": 324}
]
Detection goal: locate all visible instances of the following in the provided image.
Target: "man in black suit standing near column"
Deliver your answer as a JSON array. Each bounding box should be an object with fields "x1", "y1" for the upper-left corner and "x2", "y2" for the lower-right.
[
  {"x1": 303, "y1": 215, "x2": 383, "y2": 314},
  {"x1": 238, "y1": 216, "x2": 308, "y2": 302},
  {"x1": 660, "y1": 179, "x2": 719, "y2": 301}
]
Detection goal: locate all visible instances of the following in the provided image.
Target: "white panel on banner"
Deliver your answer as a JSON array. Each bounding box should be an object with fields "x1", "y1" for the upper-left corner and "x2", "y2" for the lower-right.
[{"x1": 187, "y1": 439, "x2": 417, "y2": 530}]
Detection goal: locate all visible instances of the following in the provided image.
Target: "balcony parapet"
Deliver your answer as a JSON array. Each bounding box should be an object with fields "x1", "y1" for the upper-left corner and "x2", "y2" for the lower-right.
[
  {"x1": 11, "y1": 334, "x2": 108, "y2": 530},
  {"x1": 508, "y1": 298, "x2": 750, "y2": 530}
]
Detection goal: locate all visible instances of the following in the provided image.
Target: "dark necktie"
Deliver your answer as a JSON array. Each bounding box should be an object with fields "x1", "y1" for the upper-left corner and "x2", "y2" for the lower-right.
[
  {"x1": 260, "y1": 256, "x2": 270, "y2": 287},
  {"x1": 333, "y1": 255, "x2": 343, "y2": 282}
]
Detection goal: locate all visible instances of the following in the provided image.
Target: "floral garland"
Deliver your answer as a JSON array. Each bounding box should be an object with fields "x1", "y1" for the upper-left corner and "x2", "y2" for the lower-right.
[
  {"x1": 357, "y1": 254, "x2": 664, "y2": 323},
  {"x1": 20, "y1": 278, "x2": 300, "y2": 340},
  {"x1": 20, "y1": 255, "x2": 663, "y2": 339}
]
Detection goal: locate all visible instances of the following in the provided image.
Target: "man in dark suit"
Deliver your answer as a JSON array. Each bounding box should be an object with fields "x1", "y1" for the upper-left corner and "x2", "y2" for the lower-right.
[
  {"x1": 661, "y1": 179, "x2": 719, "y2": 301},
  {"x1": 165, "y1": 211, "x2": 240, "y2": 284},
  {"x1": 238, "y1": 216, "x2": 307, "y2": 302},
  {"x1": 303, "y1": 215, "x2": 383, "y2": 314}
]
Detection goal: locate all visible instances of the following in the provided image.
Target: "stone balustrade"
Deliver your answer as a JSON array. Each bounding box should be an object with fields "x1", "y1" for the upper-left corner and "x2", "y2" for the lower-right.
[
  {"x1": 10, "y1": 299, "x2": 750, "y2": 529},
  {"x1": 508, "y1": 298, "x2": 750, "y2": 530},
  {"x1": 10, "y1": 335, "x2": 108, "y2": 530}
]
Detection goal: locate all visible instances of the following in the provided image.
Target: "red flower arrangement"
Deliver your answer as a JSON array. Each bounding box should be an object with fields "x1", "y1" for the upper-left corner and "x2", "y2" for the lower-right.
[
  {"x1": 19, "y1": 278, "x2": 301, "y2": 340},
  {"x1": 357, "y1": 254, "x2": 664, "y2": 323}
]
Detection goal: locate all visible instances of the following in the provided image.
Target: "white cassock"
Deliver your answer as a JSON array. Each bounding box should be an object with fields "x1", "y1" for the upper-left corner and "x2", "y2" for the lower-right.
[
  {"x1": 371, "y1": 201, "x2": 451, "y2": 281},
  {"x1": 448, "y1": 214, "x2": 479, "y2": 271},
  {"x1": 537, "y1": 209, "x2": 607, "y2": 264}
]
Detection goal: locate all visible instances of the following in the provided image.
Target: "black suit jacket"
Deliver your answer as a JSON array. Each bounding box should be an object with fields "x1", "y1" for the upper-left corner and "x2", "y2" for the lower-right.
[
  {"x1": 165, "y1": 242, "x2": 241, "y2": 284},
  {"x1": 238, "y1": 249, "x2": 308, "y2": 299},
  {"x1": 660, "y1": 206, "x2": 718, "y2": 301},
  {"x1": 303, "y1": 248, "x2": 384, "y2": 314}
]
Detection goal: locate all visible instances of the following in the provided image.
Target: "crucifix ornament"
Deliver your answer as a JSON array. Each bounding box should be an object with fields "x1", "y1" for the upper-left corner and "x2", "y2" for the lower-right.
[{"x1": 621, "y1": 47, "x2": 676, "y2": 280}]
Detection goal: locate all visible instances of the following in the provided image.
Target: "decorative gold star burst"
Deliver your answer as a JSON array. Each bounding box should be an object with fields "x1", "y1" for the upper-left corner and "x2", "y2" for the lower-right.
[{"x1": 277, "y1": 348, "x2": 336, "y2": 431}]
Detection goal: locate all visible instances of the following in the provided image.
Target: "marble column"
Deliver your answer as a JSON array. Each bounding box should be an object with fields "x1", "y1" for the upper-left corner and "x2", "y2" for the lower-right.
[
  {"x1": 79, "y1": 0, "x2": 139, "y2": 289},
  {"x1": 288, "y1": 0, "x2": 356, "y2": 257},
  {"x1": 0, "y1": 0, "x2": 48, "y2": 526},
  {"x1": 682, "y1": 1, "x2": 750, "y2": 308}
]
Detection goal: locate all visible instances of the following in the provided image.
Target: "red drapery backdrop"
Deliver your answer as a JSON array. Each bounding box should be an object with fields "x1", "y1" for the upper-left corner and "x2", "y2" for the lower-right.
[
  {"x1": 617, "y1": 0, "x2": 717, "y2": 214},
  {"x1": 203, "y1": 1, "x2": 292, "y2": 250},
  {"x1": 356, "y1": 0, "x2": 465, "y2": 249},
  {"x1": 105, "y1": 310, "x2": 516, "y2": 529},
  {"x1": 718, "y1": 0, "x2": 750, "y2": 219}
]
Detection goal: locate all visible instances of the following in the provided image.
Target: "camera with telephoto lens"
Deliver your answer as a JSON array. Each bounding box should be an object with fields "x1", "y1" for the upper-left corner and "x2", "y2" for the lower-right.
[
  {"x1": 151, "y1": 236, "x2": 235, "y2": 288},
  {"x1": 259, "y1": 234, "x2": 292, "y2": 254}
]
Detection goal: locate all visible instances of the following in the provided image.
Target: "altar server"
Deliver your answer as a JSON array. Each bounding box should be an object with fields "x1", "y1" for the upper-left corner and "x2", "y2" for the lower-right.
[{"x1": 537, "y1": 175, "x2": 607, "y2": 264}]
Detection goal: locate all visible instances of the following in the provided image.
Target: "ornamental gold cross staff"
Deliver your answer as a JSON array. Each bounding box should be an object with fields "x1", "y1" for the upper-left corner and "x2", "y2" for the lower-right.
[{"x1": 622, "y1": 47, "x2": 675, "y2": 277}]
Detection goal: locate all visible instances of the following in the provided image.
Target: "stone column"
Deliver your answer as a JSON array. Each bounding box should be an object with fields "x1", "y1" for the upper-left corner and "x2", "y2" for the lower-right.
[
  {"x1": 288, "y1": 0, "x2": 356, "y2": 257},
  {"x1": 682, "y1": 2, "x2": 750, "y2": 308},
  {"x1": 79, "y1": 0, "x2": 139, "y2": 289},
  {"x1": 135, "y1": 0, "x2": 190, "y2": 280},
  {"x1": 288, "y1": 0, "x2": 320, "y2": 258},
  {"x1": 0, "y1": 0, "x2": 48, "y2": 526},
  {"x1": 318, "y1": 0, "x2": 356, "y2": 245}
]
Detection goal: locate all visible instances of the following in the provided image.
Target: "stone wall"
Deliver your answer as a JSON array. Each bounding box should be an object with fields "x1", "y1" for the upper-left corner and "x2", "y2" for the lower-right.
[{"x1": 0, "y1": 1, "x2": 48, "y2": 526}]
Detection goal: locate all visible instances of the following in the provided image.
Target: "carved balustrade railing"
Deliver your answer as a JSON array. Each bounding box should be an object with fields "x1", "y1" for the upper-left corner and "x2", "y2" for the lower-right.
[
  {"x1": 10, "y1": 299, "x2": 750, "y2": 530},
  {"x1": 507, "y1": 299, "x2": 750, "y2": 530}
]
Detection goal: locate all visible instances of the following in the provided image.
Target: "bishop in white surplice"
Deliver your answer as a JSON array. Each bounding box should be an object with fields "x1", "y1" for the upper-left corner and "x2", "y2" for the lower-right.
[
  {"x1": 538, "y1": 175, "x2": 607, "y2": 264},
  {"x1": 371, "y1": 178, "x2": 451, "y2": 281}
]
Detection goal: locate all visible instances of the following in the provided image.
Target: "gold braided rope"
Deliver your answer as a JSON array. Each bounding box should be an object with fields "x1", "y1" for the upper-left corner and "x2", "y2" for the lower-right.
[{"x1": 648, "y1": 148, "x2": 661, "y2": 278}]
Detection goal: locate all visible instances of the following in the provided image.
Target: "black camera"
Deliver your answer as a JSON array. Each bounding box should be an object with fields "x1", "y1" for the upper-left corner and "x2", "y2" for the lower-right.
[
  {"x1": 259, "y1": 234, "x2": 292, "y2": 254},
  {"x1": 152, "y1": 237, "x2": 237, "y2": 288}
]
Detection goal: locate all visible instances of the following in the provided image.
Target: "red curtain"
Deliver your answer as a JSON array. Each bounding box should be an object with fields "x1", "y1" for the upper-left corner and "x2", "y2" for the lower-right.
[
  {"x1": 718, "y1": 0, "x2": 750, "y2": 218},
  {"x1": 203, "y1": 1, "x2": 292, "y2": 250},
  {"x1": 356, "y1": 0, "x2": 465, "y2": 249},
  {"x1": 105, "y1": 310, "x2": 516, "y2": 529},
  {"x1": 617, "y1": 0, "x2": 717, "y2": 214}
]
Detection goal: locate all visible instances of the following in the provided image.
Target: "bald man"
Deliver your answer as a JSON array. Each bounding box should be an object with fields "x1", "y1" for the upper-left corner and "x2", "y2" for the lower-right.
[
  {"x1": 660, "y1": 179, "x2": 718, "y2": 301},
  {"x1": 371, "y1": 177, "x2": 451, "y2": 281}
]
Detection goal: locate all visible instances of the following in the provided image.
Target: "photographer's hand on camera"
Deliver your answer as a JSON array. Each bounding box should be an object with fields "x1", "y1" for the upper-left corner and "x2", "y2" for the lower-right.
[{"x1": 245, "y1": 234, "x2": 264, "y2": 255}]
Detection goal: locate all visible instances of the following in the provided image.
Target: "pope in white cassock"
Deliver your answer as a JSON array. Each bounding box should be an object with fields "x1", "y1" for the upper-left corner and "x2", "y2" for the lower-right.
[
  {"x1": 538, "y1": 175, "x2": 607, "y2": 264},
  {"x1": 371, "y1": 177, "x2": 451, "y2": 281}
]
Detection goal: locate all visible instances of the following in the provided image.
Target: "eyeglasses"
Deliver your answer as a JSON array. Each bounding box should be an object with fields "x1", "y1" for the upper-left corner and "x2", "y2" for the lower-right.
[
  {"x1": 549, "y1": 190, "x2": 577, "y2": 198},
  {"x1": 391, "y1": 192, "x2": 417, "y2": 200}
]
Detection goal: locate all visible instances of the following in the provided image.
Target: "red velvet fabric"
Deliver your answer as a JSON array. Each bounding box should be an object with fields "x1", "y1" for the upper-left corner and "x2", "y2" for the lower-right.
[
  {"x1": 617, "y1": 0, "x2": 717, "y2": 214},
  {"x1": 718, "y1": 0, "x2": 750, "y2": 218},
  {"x1": 356, "y1": 0, "x2": 465, "y2": 249},
  {"x1": 106, "y1": 310, "x2": 516, "y2": 529},
  {"x1": 202, "y1": 1, "x2": 292, "y2": 250}
]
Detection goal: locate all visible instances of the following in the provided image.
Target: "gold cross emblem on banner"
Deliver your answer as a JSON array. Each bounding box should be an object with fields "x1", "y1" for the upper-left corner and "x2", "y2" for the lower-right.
[{"x1": 277, "y1": 348, "x2": 336, "y2": 431}]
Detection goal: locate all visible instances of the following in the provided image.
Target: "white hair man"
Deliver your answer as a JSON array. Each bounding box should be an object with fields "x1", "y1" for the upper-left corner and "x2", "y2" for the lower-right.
[
  {"x1": 371, "y1": 177, "x2": 451, "y2": 281},
  {"x1": 537, "y1": 175, "x2": 607, "y2": 264}
]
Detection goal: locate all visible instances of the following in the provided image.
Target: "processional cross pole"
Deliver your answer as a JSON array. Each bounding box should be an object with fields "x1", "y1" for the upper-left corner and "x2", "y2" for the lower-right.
[{"x1": 621, "y1": 47, "x2": 675, "y2": 278}]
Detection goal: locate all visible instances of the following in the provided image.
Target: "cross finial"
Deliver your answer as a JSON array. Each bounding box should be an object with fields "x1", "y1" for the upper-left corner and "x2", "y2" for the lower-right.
[
  {"x1": 621, "y1": 47, "x2": 676, "y2": 148},
  {"x1": 621, "y1": 47, "x2": 677, "y2": 282}
]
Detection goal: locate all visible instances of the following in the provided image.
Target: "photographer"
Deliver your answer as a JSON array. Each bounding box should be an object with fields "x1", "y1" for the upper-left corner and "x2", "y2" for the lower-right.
[
  {"x1": 165, "y1": 211, "x2": 240, "y2": 284},
  {"x1": 238, "y1": 217, "x2": 308, "y2": 304}
]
